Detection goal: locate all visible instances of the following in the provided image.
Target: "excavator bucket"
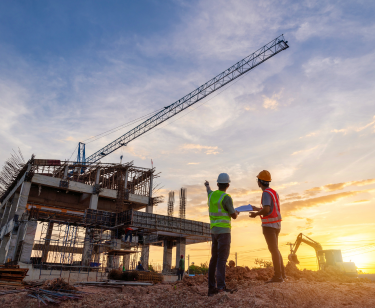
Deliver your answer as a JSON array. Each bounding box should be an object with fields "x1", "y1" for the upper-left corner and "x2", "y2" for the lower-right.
[{"x1": 288, "y1": 253, "x2": 300, "y2": 264}]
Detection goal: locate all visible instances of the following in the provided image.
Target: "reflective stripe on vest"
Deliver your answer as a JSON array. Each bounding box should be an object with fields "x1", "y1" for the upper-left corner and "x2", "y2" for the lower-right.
[
  {"x1": 260, "y1": 188, "x2": 282, "y2": 224},
  {"x1": 208, "y1": 190, "x2": 231, "y2": 229}
]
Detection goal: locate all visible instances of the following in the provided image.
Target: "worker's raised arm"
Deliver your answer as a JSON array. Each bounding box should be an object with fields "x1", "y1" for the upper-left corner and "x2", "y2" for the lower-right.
[{"x1": 204, "y1": 180, "x2": 211, "y2": 193}]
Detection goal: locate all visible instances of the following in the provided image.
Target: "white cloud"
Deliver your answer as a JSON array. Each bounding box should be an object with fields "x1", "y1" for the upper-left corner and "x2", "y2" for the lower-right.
[{"x1": 181, "y1": 144, "x2": 220, "y2": 155}]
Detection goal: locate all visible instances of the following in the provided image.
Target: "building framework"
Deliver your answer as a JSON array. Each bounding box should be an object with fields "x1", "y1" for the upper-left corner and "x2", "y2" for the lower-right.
[{"x1": 0, "y1": 158, "x2": 210, "y2": 281}]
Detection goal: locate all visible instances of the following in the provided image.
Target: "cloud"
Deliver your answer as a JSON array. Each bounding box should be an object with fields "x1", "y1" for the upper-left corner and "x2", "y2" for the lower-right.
[
  {"x1": 181, "y1": 144, "x2": 220, "y2": 155},
  {"x1": 283, "y1": 189, "x2": 374, "y2": 215},
  {"x1": 187, "y1": 162, "x2": 200, "y2": 165},
  {"x1": 331, "y1": 115, "x2": 375, "y2": 135},
  {"x1": 284, "y1": 191, "x2": 357, "y2": 214},
  {"x1": 291, "y1": 146, "x2": 318, "y2": 156},
  {"x1": 348, "y1": 199, "x2": 371, "y2": 204},
  {"x1": 304, "y1": 178, "x2": 375, "y2": 196},
  {"x1": 262, "y1": 89, "x2": 283, "y2": 110},
  {"x1": 299, "y1": 132, "x2": 317, "y2": 139}
]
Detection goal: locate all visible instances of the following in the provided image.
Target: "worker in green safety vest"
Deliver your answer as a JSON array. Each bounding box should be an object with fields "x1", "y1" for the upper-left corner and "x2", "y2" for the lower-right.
[{"x1": 205, "y1": 173, "x2": 239, "y2": 297}]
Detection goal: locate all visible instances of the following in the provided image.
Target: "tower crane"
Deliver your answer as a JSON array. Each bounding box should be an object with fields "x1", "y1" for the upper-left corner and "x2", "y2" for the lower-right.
[{"x1": 78, "y1": 35, "x2": 289, "y2": 163}]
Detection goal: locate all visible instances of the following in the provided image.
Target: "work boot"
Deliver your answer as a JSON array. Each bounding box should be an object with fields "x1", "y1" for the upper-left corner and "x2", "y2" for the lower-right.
[
  {"x1": 208, "y1": 288, "x2": 219, "y2": 297},
  {"x1": 218, "y1": 286, "x2": 237, "y2": 294},
  {"x1": 265, "y1": 277, "x2": 284, "y2": 283}
]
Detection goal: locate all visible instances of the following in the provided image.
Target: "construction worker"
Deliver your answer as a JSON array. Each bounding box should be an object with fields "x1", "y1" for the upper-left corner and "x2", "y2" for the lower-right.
[
  {"x1": 249, "y1": 170, "x2": 286, "y2": 283},
  {"x1": 124, "y1": 227, "x2": 133, "y2": 243},
  {"x1": 177, "y1": 255, "x2": 185, "y2": 281},
  {"x1": 136, "y1": 261, "x2": 145, "y2": 271},
  {"x1": 205, "y1": 173, "x2": 239, "y2": 296}
]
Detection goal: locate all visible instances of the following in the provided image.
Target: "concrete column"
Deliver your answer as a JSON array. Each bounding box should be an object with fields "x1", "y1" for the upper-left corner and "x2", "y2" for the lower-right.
[
  {"x1": 89, "y1": 168, "x2": 101, "y2": 210},
  {"x1": 14, "y1": 183, "x2": 31, "y2": 218},
  {"x1": 63, "y1": 165, "x2": 69, "y2": 179},
  {"x1": 2, "y1": 193, "x2": 21, "y2": 262},
  {"x1": 5, "y1": 235, "x2": 17, "y2": 263},
  {"x1": 81, "y1": 228, "x2": 92, "y2": 266},
  {"x1": 140, "y1": 245, "x2": 149, "y2": 270},
  {"x1": 19, "y1": 220, "x2": 38, "y2": 263},
  {"x1": 146, "y1": 174, "x2": 153, "y2": 213},
  {"x1": 0, "y1": 202, "x2": 11, "y2": 229},
  {"x1": 41, "y1": 222, "x2": 54, "y2": 263},
  {"x1": 0, "y1": 235, "x2": 10, "y2": 263},
  {"x1": 162, "y1": 240, "x2": 173, "y2": 273},
  {"x1": 176, "y1": 238, "x2": 186, "y2": 268},
  {"x1": 106, "y1": 232, "x2": 120, "y2": 269},
  {"x1": 123, "y1": 254, "x2": 130, "y2": 271},
  {"x1": 10, "y1": 219, "x2": 28, "y2": 262}
]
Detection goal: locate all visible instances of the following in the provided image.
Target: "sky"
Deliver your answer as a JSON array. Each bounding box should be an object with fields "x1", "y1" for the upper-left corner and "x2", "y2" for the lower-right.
[{"x1": 0, "y1": 0, "x2": 375, "y2": 273}]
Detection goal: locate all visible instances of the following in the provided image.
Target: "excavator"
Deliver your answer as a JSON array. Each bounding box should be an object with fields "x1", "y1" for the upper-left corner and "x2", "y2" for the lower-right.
[{"x1": 288, "y1": 233, "x2": 358, "y2": 277}]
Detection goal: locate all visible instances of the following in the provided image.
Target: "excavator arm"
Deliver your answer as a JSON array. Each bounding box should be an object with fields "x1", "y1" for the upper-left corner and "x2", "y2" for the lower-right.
[{"x1": 288, "y1": 233, "x2": 323, "y2": 264}]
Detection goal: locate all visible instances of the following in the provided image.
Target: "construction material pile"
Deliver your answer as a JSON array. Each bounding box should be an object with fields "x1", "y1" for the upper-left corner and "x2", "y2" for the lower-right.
[
  {"x1": 42, "y1": 278, "x2": 78, "y2": 291},
  {"x1": 108, "y1": 269, "x2": 163, "y2": 283},
  {"x1": 27, "y1": 288, "x2": 83, "y2": 305},
  {"x1": 0, "y1": 264, "x2": 28, "y2": 286}
]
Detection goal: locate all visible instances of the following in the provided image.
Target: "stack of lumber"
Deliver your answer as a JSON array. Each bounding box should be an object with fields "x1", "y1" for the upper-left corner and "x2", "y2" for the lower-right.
[{"x1": 0, "y1": 264, "x2": 28, "y2": 286}]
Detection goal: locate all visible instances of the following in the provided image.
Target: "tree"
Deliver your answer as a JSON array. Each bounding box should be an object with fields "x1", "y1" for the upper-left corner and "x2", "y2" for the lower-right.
[{"x1": 254, "y1": 258, "x2": 273, "y2": 268}]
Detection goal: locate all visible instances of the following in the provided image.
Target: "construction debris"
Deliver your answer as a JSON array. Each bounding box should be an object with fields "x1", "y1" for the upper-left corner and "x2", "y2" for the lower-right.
[
  {"x1": 0, "y1": 264, "x2": 28, "y2": 286},
  {"x1": 41, "y1": 278, "x2": 77, "y2": 291},
  {"x1": 27, "y1": 288, "x2": 83, "y2": 305},
  {"x1": 108, "y1": 269, "x2": 163, "y2": 283}
]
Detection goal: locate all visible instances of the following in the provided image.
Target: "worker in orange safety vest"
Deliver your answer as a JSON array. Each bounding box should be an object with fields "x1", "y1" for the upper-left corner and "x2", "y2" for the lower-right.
[{"x1": 249, "y1": 170, "x2": 286, "y2": 283}]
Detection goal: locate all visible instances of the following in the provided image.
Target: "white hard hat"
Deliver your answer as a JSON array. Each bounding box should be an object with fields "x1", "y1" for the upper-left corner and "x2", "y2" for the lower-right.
[{"x1": 217, "y1": 173, "x2": 231, "y2": 183}]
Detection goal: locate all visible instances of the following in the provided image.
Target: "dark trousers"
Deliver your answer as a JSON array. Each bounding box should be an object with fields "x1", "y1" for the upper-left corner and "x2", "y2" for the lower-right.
[
  {"x1": 124, "y1": 232, "x2": 132, "y2": 243},
  {"x1": 208, "y1": 233, "x2": 231, "y2": 290},
  {"x1": 177, "y1": 269, "x2": 184, "y2": 280},
  {"x1": 262, "y1": 227, "x2": 285, "y2": 279}
]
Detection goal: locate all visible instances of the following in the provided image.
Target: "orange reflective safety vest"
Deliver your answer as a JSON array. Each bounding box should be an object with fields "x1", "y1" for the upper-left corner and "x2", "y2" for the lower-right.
[{"x1": 260, "y1": 188, "x2": 282, "y2": 224}]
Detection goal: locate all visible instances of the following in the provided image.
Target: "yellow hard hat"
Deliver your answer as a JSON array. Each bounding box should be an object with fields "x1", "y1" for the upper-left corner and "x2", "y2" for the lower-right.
[{"x1": 257, "y1": 170, "x2": 272, "y2": 182}]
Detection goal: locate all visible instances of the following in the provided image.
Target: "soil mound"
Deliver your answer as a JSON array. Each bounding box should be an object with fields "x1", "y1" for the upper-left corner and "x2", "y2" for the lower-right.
[{"x1": 285, "y1": 262, "x2": 372, "y2": 283}]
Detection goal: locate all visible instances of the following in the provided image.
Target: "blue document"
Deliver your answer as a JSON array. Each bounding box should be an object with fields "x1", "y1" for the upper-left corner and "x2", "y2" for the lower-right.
[{"x1": 235, "y1": 204, "x2": 254, "y2": 212}]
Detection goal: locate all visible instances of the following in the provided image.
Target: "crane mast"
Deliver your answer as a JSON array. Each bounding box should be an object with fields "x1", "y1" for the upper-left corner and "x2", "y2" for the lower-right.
[{"x1": 85, "y1": 35, "x2": 289, "y2": 163}]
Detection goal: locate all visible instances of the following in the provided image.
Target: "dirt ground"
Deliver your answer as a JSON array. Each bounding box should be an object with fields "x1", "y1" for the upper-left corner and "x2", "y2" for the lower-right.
[{"x1": 1, "y1": 264, "x2": 375, "y2": 308}]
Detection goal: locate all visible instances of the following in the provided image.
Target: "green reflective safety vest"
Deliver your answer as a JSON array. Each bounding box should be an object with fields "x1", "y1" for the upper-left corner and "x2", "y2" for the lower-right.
[{"x1": 208, "y1": 190, "x2": 231, "y2": 229}]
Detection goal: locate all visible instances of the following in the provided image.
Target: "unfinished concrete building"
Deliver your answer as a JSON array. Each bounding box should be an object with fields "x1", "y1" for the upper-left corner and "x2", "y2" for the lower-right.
[{"x1": 0, "y1": 158, "x2": 210, "y2": 282}]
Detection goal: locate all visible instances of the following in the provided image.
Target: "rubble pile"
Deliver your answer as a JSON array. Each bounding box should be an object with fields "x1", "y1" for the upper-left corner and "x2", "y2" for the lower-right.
[{"x1": 42, "y1": 278, "x2": 77, "y2": 291}]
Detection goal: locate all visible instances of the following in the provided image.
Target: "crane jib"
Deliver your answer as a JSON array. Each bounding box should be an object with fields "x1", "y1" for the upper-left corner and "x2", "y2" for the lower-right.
[{"x1": 86, "y1": 35, "x2": 289, "y2": 163}]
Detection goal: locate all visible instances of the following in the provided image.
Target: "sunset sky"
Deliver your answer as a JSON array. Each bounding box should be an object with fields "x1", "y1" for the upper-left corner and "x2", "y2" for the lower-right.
[{"x1": 0, "y1": 1, "x2": 374, "y2": 273}]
